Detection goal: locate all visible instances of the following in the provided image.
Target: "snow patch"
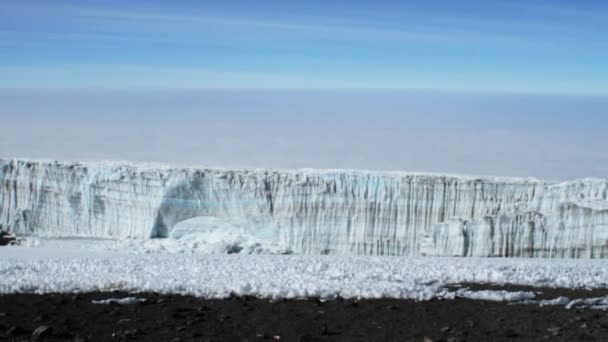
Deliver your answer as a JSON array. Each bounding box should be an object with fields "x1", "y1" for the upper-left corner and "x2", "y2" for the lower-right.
[
  {"x1": 92, "y1": 297, "x2": 145, "y2": 305},
  {"x1": 455, "y1": 289, "x2": 536, "y2": 302},
  {"x1": 565, "y1": 297, "x2": 608, "y2": 310},
  {"x1": 539, "y1": 297, "x2": 571, "y2": 306}
]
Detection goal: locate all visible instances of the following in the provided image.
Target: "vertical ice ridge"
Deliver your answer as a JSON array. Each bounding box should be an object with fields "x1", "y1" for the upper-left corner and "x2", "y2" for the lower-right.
[{"x1": 1, "y1": 158, "x2": 607, "y2": 258}]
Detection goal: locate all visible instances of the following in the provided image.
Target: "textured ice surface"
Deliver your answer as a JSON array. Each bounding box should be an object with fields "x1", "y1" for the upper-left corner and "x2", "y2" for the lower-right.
[
  {"x1": 1, "y1": 158, "x2": 608, "y2": 258},
  {"x1": 1, "y1": 245, "x2": 608, "y2": 302}
]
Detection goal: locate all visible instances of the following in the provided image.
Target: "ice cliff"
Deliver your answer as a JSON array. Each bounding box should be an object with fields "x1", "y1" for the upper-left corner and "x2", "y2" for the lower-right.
[{"x1": 1, "y1": 159, "x2": 607, "y2": 258}]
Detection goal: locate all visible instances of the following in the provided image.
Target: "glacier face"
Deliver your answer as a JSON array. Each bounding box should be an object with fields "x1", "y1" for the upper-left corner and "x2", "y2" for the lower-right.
[{"x1": 1, "y1": 158, "x2": 607, "y2": 258}]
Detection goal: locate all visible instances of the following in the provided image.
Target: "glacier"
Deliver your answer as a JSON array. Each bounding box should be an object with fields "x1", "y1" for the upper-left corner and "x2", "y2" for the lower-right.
[{"x1": 1, "y1": 158, "x2": 607, "y2": 258}]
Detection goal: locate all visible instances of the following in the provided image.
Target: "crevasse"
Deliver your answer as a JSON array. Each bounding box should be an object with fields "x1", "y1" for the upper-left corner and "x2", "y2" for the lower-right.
[{"x1": 1, "y1": 159, "x2": 607, "y2": 258}]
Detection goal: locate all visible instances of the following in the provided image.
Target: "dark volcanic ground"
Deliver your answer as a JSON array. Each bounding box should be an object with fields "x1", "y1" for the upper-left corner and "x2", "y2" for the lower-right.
[
  {"x1": 1, "y1": 289, "x2": 608, "y2": 342},
  {"x1": 0, "y1": 232, "x2": 15, "y2": 246}
]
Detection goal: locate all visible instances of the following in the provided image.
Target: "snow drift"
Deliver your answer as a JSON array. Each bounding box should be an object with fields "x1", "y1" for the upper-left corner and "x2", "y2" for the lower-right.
[{"x1": 1, "y1": 159, "x2": 607, "y2": 258}]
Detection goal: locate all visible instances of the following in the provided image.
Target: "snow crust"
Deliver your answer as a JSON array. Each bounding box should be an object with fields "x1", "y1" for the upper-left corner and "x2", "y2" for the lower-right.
[{"x1": 2, "y1": 158, "x2": 608, "y2": 258}]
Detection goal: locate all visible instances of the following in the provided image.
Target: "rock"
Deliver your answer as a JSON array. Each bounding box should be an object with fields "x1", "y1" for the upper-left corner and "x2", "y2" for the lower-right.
[
  {"x1": 171, "y1": 312, "x2": 186, "y2": 319},
  {"x1": 112, "y1": 328, "x2": 141, "y2": 340},
  {"x1": 0, "y1": 231, "x2": 17, "y2": 246},
  {"x1": 579, "y1": 333, "x2": 597, "y2": 340},
  {"x1": 321, "y1": 324, "x2": 329, "y2": 335},
  {"x1": 547, "y1": 327, "x2": 561, "y2": 336},
  {"x1": 32, "y1": 325, "x2": 52, "y2": 339},
  {"x1": 441, "y1": 326, "x2": 452, "y2": 333},
  {"x1": 253, "y1": 333, "x2": 275, "y2": 340},
  {"x1": 5, "y1": 325, "x2": 29, "y2": 336}
]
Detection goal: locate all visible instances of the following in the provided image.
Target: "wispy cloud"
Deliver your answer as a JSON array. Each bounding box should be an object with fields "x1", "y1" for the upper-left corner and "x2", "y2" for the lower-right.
[
  {"x1": 67, "y1": 3, "x2": 607, "y2": 46},
  {"x1": 0, "y1": 2, "x2": 581, "y2": 47},
  {"x1": 1, "y1": 1, "x2": 606, "y2": 95}
]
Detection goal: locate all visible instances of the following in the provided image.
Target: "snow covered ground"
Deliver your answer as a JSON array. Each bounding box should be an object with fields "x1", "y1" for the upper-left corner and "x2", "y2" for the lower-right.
[{"x1": 1, "y1": 238, "x2": 608, "y2": 309}]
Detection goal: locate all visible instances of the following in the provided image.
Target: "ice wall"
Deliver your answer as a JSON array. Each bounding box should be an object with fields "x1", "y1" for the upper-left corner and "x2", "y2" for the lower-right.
[{"x1": 1, "y1": 158, "x2": 607, "y2": 258}]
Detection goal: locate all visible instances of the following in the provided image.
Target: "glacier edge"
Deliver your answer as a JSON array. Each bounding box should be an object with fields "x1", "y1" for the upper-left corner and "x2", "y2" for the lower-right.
[{"x1": 1, "y1": 158, "x2": 607, "y2": 258}]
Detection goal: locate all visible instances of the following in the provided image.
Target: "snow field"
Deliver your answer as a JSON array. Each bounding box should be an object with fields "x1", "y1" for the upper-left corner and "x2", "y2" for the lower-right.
[{"x1": 1, "y1": 245, "x2": 607, "y2": 309}]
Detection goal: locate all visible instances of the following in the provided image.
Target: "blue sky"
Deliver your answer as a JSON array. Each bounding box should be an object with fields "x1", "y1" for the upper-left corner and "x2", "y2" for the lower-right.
[
  {"x1": 0, "y1": 0, "x2": 607, "y2": 178},
  {"x1": 2, "y1": 0, "x2": 608, "y2": 93}
]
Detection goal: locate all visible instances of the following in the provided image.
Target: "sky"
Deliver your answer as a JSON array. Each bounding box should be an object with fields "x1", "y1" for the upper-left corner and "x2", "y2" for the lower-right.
[{"x1": 0, "y1": 0, "x2": 607, "y2": 179}]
